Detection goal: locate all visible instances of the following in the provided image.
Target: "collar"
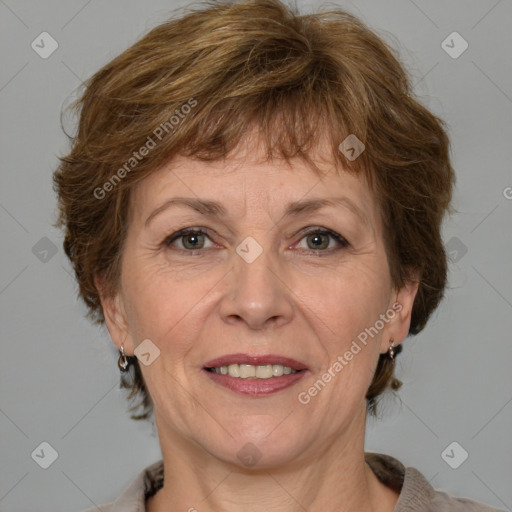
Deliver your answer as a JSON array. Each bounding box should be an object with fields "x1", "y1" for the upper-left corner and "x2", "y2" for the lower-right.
[{"x1": 108, "y1": 452, "x2": 435, "y2": 512}]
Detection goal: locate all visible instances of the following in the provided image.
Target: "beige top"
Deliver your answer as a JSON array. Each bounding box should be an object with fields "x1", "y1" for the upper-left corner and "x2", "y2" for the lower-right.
[{"x1": 81, "y1": 452, "x2": 503, "y2": 512}]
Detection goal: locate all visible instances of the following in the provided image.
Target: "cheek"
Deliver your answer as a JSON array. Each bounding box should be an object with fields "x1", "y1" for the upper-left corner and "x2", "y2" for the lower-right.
[
  {"x1": 301, "y1": 273, "x2": 387, "y2": 404},
  {"x1": 120, "y1": 257, "x2": 218, "y2": 349},
  {"x1": 297, "y1": 261, "x2": 391, "y2": 348}
]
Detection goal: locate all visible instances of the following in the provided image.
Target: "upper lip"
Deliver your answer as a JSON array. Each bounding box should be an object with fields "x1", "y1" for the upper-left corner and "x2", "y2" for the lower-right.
[{"x1": 203, "y1": 353, "x2": 308, "y2": 371}]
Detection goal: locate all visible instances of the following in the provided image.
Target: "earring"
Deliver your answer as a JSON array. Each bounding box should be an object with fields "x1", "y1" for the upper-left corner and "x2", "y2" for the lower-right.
[
  {"x1": 388, "y1": 339, "x2": 396, "y2": 360},
  {"x1": 118, "y1": 344, "x2": 130, "y2": 372}
]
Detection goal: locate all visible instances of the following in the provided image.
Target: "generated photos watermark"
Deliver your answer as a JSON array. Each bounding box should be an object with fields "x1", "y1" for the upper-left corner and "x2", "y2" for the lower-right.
[
  {"x1": 297, "y1": 302, "x2": 402, "y2": 404},
  {"x1": 93, "y1": 97, "x2": 197, "y2": 200}
]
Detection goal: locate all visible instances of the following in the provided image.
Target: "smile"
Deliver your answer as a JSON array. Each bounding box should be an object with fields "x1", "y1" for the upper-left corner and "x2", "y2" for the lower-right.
[
  {"x1": 206, "y1": 364, "x2": 298, "y2": 379},
  {"x1": 202, "y1": 354, "x2": 309, "y2": 396}
]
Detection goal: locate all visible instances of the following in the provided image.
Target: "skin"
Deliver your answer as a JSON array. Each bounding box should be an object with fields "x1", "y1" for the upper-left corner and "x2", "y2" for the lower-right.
[{"x1": 99, "y1": 131, "x2": 419, "y2": 512}]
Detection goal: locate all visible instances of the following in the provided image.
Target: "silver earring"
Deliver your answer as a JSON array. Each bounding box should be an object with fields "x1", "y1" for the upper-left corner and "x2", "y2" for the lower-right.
[
  {"x1": 388, "y1": 339, "x2": 396, "y2": 360},
  {"x1": 118, "y1": 344, "x2": 130, "y2": 372}
]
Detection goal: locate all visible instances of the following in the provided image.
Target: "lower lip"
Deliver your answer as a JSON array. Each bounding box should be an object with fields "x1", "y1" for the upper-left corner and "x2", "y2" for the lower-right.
[{"x1": 203, "y1": 369, "x2": 308, "y2": 396}]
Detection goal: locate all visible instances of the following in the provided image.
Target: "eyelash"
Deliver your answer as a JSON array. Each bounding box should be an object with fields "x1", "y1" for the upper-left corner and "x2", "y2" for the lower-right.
[{"x1": 163, "y1": 227, "x2": 349, "y2": 256}]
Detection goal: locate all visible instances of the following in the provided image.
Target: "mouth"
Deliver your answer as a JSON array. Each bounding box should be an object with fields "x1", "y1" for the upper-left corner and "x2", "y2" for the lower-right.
[{"x1": 203, "y1": 354, "x2": 309, "y2": 397}]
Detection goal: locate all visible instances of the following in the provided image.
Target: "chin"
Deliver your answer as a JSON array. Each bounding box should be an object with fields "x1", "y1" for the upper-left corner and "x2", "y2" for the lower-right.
[{"x1": 210, "y1": 426, "x2": 310, "y2": 470}]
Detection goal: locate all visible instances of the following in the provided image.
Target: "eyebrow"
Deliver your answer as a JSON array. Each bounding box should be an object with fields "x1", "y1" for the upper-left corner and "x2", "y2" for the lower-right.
[{"x1": 144, "y1": 196, "x2": 370, "y2": 227}]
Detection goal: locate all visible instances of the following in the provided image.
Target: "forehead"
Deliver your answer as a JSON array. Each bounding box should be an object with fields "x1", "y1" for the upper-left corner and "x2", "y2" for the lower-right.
[{"x1": 129, "y1": 133, "x2": 380, "y2": 234}]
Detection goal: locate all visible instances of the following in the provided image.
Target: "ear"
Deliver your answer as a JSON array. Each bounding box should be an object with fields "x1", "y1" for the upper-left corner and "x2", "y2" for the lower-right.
[
  {"x1": 380, "y1": 270, "x2": 420, "y2": 354},
  {"x1": 94, "y1": 273, "x2": 134, "y2": 354}
]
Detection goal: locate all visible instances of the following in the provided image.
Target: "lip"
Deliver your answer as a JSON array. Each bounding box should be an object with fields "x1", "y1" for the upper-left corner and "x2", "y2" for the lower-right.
[
  {"x1": 203, "y1": 353, "x2": 309, "y2": 371},
  {"x1": 203, "y1": 368, "x2": 308, "y2": 396},
  {"x1": 202, "y1": 353, "x2": 309, "y2": 397}
]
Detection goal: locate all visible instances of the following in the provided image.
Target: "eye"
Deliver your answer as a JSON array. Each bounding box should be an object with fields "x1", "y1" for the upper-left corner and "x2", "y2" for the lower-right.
[
  {"x1": 164, "y1": 229, "x2": 214, "y2": 251},
  {"x1": 295, "y1": 228, "x2": 349, "y2": 253},
  {"x1": 163, "y1": 227, "x2": 349, "y2": 255}
]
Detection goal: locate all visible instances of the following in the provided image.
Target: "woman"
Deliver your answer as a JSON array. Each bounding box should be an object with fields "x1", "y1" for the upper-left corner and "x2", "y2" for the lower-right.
[{"x1": 53, "y1": 0, "x2": 501, "y2": 511}]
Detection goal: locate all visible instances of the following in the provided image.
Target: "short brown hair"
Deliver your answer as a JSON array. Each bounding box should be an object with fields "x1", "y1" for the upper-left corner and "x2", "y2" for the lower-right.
[{"x1": 53, "y1": 0, "x2": 455, "y2": 420}]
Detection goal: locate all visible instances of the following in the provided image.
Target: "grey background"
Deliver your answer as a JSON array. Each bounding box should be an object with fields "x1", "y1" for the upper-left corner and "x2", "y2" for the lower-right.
[{"x1": 1, "y1": 0, "x2": 511, "y2": 511}]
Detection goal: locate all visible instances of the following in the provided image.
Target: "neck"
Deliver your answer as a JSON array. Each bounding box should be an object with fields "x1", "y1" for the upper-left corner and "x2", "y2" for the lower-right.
[{"x1": 146, "y1": 407, "x2": 398, "y2": 512}]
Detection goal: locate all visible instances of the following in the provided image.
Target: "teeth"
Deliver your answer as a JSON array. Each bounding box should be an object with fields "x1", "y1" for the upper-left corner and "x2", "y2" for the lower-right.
[
  {"x1": 272, "y1": 365, "x2": 284, "y2": 377},
  {"x1": 256, "y1": 365, "x2": 273, "y2": 378},
  {"x1": 239, "y1": 364, "x2": 256, "y2": 378},
  {"x1": 228, "y1": 364, "x2": 240, "y2": 377},
  {"x1": 212, "y1": 364, "x2": 298, "y2": 379}
]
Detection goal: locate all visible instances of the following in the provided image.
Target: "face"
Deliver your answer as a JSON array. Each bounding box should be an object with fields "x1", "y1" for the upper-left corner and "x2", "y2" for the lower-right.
[{"x1": 101, "y1": 135, "x2": 418, "y2": 469}]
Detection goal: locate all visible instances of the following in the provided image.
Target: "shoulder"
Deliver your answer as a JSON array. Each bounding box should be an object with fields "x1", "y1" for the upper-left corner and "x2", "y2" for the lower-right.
[
  {"x1": 365, "y1": 452, "x2": 504, "y2": 512},
  {"x1": 79, "y1": 504, "x2": 113, "y2": 512},
  {"x1": 402, "y1": 466, "x2": 503, "y2": 512},
  {"x1": 75, "y1": 459, "x2": 164, "y2": 512}
]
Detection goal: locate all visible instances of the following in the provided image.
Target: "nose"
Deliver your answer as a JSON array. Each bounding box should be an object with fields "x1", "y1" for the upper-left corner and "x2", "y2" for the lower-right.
[{"x1": 219, "y1": 241, "x2": 294, "y2": 331}]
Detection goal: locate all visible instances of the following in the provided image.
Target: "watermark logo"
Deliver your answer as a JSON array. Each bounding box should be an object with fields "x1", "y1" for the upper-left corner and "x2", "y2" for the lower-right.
[
  {"x1": 441, "y1": 441, "x2": 469, "y2": 469},
  {"x1": 441, "y1": 32, "x2": 468, "y2": 59},
  {"x1": 31, "y1": 441, "x2": 59, "y2": 469},
  {"x1": 31, "y1": 32, "x2": 58, "y2": 59},
  {"x1": 338, "y1": 134, "x2": 365, "y2": 161},
  {"x1": 297, "y1": 302, "x2": 402, "y2": 404},
  {"x1": 445, "y1": 236, "x2": 468, "y2": 263},
  {"x1": 237, "y1": 442, "x2": 263, "y2": 467},
  {"x1": 134, "y1": 339, "x2": 161, "y2": 366},
  {"x1": 32, "y1": 237, "x2": 58, "y2": 263},
  {"x1": 93, "y1": 97, "x2": 197, "y2": 200},
  {"x1": 236, "y1": 236, "x2": 264, "y2": 264}
]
